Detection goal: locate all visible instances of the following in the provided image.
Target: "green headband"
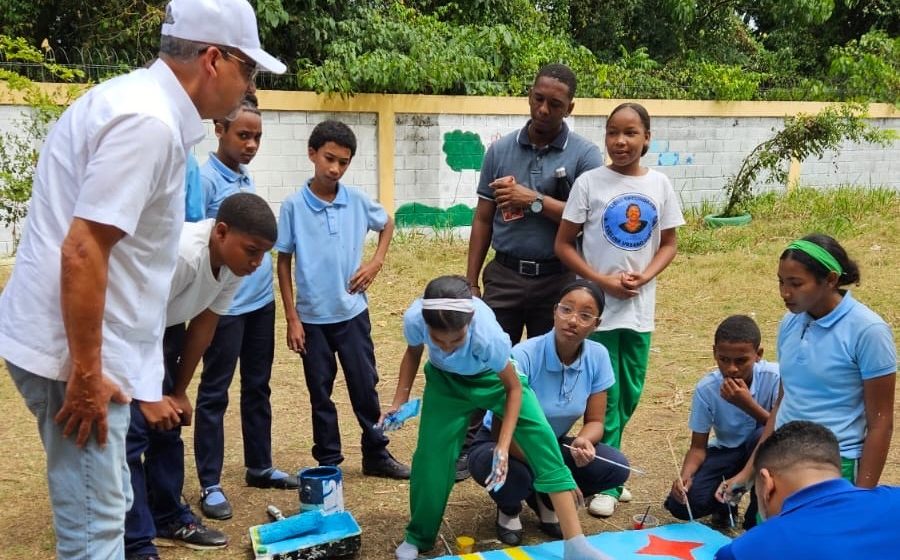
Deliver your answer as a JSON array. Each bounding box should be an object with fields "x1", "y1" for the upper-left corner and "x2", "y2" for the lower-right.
[{"x1": 786, "y1": 240, "x2": 843, "y2": 275}]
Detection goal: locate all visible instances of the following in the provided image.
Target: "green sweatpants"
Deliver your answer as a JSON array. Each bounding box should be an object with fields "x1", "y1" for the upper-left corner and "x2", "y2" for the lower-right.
[
  {"x1": 841, "y1": 457, "x2": 858, "y2": 483},
  {"x1": 589, "y1": 329, "x2": 652, "y2": 499},
  {"x1": 405, "y1": 361, "x2": 576, "y2": 551}
]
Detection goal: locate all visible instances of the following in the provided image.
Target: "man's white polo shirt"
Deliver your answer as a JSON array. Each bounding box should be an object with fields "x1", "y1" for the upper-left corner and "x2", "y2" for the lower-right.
[{"x1": 0, "y1": 60, "x2": 204, "y2": 401}]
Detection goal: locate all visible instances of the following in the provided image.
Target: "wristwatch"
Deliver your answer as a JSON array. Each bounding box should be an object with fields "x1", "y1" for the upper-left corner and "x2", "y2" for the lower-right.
[{"x1": 530, "y1": 193, "x2": 544, "y2": 214}]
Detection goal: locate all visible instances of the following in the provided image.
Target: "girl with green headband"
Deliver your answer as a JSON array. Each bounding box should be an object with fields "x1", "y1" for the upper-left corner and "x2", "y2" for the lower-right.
[{"x1": 719, "y1": 233, "x2": 895, "y2": 508}]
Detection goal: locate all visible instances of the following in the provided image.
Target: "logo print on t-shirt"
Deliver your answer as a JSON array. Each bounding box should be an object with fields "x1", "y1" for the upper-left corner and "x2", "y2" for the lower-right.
[{"x1": 602, "y1": 193, "x2": 657, "y2": 251}]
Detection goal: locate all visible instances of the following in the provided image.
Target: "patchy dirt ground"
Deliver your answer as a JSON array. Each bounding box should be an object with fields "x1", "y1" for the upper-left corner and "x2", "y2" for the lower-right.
[{"x1": 0, "y1": 229, "x2": 897, "y2": 559}]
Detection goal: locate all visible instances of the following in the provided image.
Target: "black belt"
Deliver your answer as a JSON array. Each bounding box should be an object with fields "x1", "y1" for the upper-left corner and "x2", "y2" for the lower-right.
[{"x1": 494, "y1": 251, "x2": 566, "y2": 277}]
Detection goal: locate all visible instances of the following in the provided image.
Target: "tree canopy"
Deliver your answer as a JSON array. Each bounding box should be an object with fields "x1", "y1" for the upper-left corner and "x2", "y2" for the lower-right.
[{"x1": 0, "y1": 0, "x2": 897, "y2": 102}]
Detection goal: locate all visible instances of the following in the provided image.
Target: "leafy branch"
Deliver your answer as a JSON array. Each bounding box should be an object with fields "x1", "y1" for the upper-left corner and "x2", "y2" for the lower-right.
[{"x1": 719, "y1": 103, "x2": 896, "y2": 217}]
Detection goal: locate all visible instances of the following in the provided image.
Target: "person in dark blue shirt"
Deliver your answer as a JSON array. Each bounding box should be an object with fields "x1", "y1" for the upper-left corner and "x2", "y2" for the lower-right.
[{"x1": 715, "y1": 420, "x2": 900, "y2": 560}]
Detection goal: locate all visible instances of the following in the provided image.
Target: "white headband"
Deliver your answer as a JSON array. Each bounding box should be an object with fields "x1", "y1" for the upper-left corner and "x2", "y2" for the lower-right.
[{"x1": 421, "y1": 298, "x2": 475, "y2": 313}]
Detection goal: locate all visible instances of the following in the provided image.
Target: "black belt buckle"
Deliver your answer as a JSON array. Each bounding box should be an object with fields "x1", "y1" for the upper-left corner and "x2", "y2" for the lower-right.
[{"x1": 518, "y1": 260, "x2": 539, "y2": 276}]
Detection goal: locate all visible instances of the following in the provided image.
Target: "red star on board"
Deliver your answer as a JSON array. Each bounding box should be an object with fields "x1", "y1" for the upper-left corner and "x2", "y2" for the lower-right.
[{"x1": 635, "y1": 534, "x2": 704, "y2": 560}]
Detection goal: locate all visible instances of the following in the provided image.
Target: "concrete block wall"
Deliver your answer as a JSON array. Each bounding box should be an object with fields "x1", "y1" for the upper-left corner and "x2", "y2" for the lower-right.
[{"x1": 1, "y1": 101, "x2": 898, "y2": 255}]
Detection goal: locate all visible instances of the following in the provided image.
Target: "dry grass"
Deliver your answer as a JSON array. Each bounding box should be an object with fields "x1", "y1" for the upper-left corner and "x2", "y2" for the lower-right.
[{"x1": 0, "y1": 189, "x2": 898, "y2": 559}]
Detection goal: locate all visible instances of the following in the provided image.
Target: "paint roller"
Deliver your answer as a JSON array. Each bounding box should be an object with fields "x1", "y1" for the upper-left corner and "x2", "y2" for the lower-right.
[{"x1": 252, "y1": 510, "x2": 324, "y2": 544}]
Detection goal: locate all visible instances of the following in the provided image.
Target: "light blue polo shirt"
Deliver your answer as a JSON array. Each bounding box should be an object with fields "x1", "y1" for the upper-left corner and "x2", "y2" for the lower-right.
[
  {"x1": 477, "y1": 121, "x2": 603, "y2": 260},
  {"x1": 275, "y1": 180, "x2": 388, "y2": 324},
  {"x1": 776, "y1": 291, "x2": 896, "y2": 458},
  {"x1": 200, "y1": 153, "x2": 274, "y2": 316},
  {"x1": 688, "y1": 361, "x2": 781, "y2": 449},
  {"x1": 403, "y1": 297, "x2": 511, "y2": 375},
  {"x1": 499, "y1": 330, "x2": 615, "y2": 438}
]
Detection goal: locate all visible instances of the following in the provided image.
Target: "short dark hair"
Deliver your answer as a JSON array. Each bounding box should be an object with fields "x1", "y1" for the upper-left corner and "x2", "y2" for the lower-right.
[
  {"x1": 559, "y1": 279, "x2": 605, "y2": 315},
  {"x1": 535, "y1": 63, "x2": 577, "y2": 99},
  {"x1": 214, "y1": 93, "x2": 261, "y2": 130},
  {"x1": 754, "y1": 421, "x2": 841, "y2": 474},
  {"x1": 216, "y1": 192, "x2": 276, "y2": 243},
  {"x1": 714, "y1": 315, "x2": 761, "y2": 348},
  {"x1": 422, "y1": 275, "x2": 474, "y2": 331},
  {"x1": 780, "y1": 233, "x2": 861, "y2": 286},
  {"x1": 308, "y1": 120, "x2": 357, "y2": 157}
]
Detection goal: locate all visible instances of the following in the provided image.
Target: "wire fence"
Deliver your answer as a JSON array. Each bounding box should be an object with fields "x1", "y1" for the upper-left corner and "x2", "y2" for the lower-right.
[{"x1": 0, "y1": 46, "x2": 298, "y2": 90}]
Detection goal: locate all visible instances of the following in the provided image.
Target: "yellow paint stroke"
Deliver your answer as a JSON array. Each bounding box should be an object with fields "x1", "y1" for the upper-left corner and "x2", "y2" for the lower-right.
[
  {"x1": 459, "y1": 554, "x2": 482, "y2": 560},
  {"x1": 504, "y1": 547, "x2": 534, "y2": 560}
]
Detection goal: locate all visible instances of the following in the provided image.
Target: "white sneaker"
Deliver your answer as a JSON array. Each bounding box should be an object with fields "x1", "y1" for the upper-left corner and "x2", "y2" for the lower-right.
[
  {"x1": 588, "y1": 494, "x2": 618, "y2": 517},
  {"x1": 619, "y1": 487, "x2": 633, "y2": 503}
]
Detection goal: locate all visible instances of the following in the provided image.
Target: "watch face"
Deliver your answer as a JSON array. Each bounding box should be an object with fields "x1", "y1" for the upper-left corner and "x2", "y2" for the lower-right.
[{"x1": 530, "y1": 199, "x2": 543, "y2": 213}]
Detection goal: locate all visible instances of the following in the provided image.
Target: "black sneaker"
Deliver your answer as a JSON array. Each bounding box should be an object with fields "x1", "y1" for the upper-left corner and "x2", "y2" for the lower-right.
[
  {"x1": 362, "y1": 455, "x2": 411, "y2": 479},
  {"x1": 126, "y1": 554, "x2": 161, "y2": 560},
  {"x1": 156, "y1": 520, "x2": 228, "y2": 550},
  {"x1": 455, "y1": 453, "x2": 471, "y2": 482}
]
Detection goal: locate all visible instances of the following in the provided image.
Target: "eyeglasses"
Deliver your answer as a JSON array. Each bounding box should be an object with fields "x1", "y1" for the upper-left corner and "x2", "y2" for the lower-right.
[
  {"x1": 202, "y1": 45, "x2": 259, "y2": 83},
  {"x1": 554, "y1": 303, "x2": 600, "y2": 326},
  {"x1": 220, "y1": 48, "x2": 259, "y2": 83}
]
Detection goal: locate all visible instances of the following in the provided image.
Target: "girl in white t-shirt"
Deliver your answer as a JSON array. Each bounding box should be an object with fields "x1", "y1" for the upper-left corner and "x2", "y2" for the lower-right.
[{"x1": 555, "y1": 102, "x2": 685, "y2": 517}]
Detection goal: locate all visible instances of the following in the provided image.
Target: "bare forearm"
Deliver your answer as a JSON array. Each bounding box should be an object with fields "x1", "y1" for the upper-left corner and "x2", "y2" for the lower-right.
[
  {"x1": 641, "y1": 230, "x2": 677, "y2": 280},
  {"x1": 371, "y1": 217, "x2": 394, "y2": 266},
  {"x1": 392, "y1": 346, "x2": 423, "y2": 407},
  {"x1": 466, "y1": 201, "x2": 494, "y2": 286},
  {"x1": 61, "y1": 224, "x2": 114, "y2": 373},
  {"x1": 496, "y1": 363, "x2": 522, "y2": 450},
  {"x1": 858, "y1": 423, "x2": 892, "y2": 487},
  {"x1": 575, "y1": 420, "x2": 605, "y2": 445},
  {"x1": 681, "y1": 447, "x2": 707, "y2": 479},
  {"x1": 538, "y1": 195, "x2": 564, "y2": 223},
  {"x1": 276, "y1": 253, "x2": 299, "y2": 323}
]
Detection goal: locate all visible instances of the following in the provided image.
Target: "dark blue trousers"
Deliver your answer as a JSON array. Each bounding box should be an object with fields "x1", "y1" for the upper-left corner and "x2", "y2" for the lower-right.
[
  {"x1": 194, "y1": 301, "x2": 275, "y2": 489},
  {"x1": 467, "y1": 427, "x2": 630, "y2": 515},
  {"x1": 664, "y1": 427, "x2": 762, "y2": 529},
  {"x1": 300, "y1": 309, "x2": 389, "y2": 466},
  {"x1": 124, "y1": 324, "x2": 194, "y2": 557}
]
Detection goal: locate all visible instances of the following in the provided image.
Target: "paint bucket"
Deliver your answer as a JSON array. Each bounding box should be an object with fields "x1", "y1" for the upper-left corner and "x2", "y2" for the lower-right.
[{"x1": 298, "y1": 466, "x2": 344, "y2": 515}]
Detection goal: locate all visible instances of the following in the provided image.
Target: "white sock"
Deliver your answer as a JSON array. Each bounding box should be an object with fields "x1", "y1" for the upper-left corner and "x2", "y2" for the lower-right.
[
  {"x1": 564, "y1": 534, "x2": 613, "y2": 560},
  {"x1": 536, "y1": 497, "x2": 559, "y2": 524},
  {"x1": 498, "y1": 511, "x2": 522, "y2": 530},
  {"x1": 395, "y1": 541, "x2": 419, "y2": 560}
]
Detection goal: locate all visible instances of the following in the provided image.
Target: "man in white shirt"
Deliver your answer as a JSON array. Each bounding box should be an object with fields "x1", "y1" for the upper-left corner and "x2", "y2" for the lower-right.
[{"x1": 0, "y1": 1, "x2": 284, "y2": 558}]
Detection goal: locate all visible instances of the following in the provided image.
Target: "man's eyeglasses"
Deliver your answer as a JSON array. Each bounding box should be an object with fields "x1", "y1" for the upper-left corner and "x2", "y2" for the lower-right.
[
  {"x1": 554, "y1": 303, "x2": 600, "y2": 326},
  {"x1": 220, "y1": 48, "x2": 258, "y2": 83},
  {"x1": 202, "y1": 46, "x2": 258, "y2": 83}
]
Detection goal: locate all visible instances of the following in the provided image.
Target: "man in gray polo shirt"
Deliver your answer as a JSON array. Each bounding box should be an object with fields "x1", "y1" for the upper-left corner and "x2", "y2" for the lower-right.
[
  {"x1": 466, "y1": 63, "x2": 603, "y2": 342},
  {"x1": 460, "y1": 64, "x2": 603, "y2": 484}
]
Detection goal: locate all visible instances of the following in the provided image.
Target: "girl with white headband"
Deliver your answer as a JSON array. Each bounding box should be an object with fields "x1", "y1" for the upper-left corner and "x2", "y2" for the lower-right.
[{"x1": 385, "y1": 275, "x2": 612, "y2": 560}]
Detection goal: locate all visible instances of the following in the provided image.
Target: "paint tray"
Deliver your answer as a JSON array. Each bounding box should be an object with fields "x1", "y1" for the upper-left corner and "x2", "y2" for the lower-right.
[{"x1": 251, "y1": 510, "x2": 361, "y2": 560}]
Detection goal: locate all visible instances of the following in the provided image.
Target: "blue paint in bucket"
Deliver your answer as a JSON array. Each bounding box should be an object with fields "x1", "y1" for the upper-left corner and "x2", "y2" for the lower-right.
[{"x1": 298, "y1": 466, "x2": 344, "y2": 515}]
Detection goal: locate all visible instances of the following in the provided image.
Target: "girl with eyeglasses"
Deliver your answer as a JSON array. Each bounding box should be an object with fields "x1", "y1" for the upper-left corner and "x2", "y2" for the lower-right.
[
  {"x1": 385, "y1": 275, "x2": 613, "y2": 560},
  {"x1": 467, "y1": 280, "x2": 630, "y2": 546}
]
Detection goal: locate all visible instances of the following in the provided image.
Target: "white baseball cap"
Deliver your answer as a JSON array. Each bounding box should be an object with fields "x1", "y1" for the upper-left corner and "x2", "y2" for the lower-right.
[{"x1": 161, "y1": 0, "x2": 287, "y2": 74}]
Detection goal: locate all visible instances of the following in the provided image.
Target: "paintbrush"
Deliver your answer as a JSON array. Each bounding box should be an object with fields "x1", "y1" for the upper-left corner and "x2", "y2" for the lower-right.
[
  {"x1": 722, "y1": 476, "x2": 736, "y2": 528},
  {"x1": 637, "y1": 505, "x2": 651, "y2": 529},
  {"x1": 666, "y1": 437, "x2": 694, "y2": 522},
  {"x1": 562, "y1": 444, "x2": 646, "y2": 475}
]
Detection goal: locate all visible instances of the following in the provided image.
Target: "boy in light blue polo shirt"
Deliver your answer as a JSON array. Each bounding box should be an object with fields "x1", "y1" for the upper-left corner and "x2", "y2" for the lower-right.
[
  {"x1": 275, "y1": 120, "x2": 409, "y2": 479},
  {"x1": 665, "y1": 315, "x2": 780, "y2": 529}
]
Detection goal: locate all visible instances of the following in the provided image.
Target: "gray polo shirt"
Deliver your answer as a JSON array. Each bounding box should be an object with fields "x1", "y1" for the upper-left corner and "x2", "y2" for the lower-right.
[{"x1": 477, "y1": 121, "x2": 603, "y2": 260}]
